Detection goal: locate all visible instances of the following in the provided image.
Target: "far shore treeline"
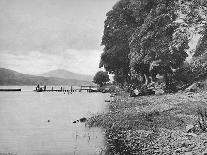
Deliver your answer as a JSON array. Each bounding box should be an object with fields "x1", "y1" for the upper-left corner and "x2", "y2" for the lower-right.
[{"x1": 95, "y1": 0, "x2": 207, "y2": 92}]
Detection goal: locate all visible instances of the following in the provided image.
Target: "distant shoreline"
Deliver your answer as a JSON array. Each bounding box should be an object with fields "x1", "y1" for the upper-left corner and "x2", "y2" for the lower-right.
[{"x1": 0, "y1": 68, "x2": 94, "y2": 86}]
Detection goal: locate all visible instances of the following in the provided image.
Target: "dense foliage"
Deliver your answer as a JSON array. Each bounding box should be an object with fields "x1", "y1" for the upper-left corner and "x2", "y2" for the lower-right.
[
  {"x1": 99, "y1": 0, "x2": 136, "y2": 86},
  {"x1": 175, "y1": 0, "x2": 207, "y2": 86},
  {"x1": 128, "y1": 0, "x2": 189, "y2": 90},
  {"x1": 93, "y1": 71, "x2": 110, "y2": 87},
  {"x1": 129, "y1": 0, "x2": 187, "y2": 66},
  {"x1": 100, "y1": 0, "x2": 207, "y2": 90}
]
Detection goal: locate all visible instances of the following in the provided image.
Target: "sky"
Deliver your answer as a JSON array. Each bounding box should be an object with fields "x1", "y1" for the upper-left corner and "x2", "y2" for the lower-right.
[{"x1": 0, "y1": 0, "x2": 117, "y2": 75}]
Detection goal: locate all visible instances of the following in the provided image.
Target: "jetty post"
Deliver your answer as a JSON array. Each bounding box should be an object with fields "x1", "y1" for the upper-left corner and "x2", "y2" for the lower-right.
[{"x1": 88, "y1": 86, "x2": 91, "y2": 92}]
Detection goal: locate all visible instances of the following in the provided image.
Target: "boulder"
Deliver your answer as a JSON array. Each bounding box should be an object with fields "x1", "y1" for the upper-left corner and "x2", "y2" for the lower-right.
[
  {"x1": 130, "y1": 88, "x2": 155, "y2": 97},
  {"x1": 186, "y1": 124, "x2": 195, "y2": 133},
  {"x1": 72, "y1": 120, "x2": 78, "y2": 123},
  {"x1": 79, "y1": 117, "x2": 87, "y2": 122},
  {"x1": 155, "y1": 89, "x2": 165, "y2": 95}
]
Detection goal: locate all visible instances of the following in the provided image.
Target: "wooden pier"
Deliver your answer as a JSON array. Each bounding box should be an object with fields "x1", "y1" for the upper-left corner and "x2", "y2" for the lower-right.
[
  {"x1": 0, "y1": 89, "x2": 21, "y2": 91},
  {"x1": 79, "y1": 86, "x2": 98, "y2": 92},
  {"x1": 34, "y1": 85, "x2": 98, "y2": 93}
]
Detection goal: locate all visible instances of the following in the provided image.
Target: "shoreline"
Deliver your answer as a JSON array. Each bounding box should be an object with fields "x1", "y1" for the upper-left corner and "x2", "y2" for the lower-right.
[{"x1": 87, "y1": 90, "x2": 207, "y2": 154}]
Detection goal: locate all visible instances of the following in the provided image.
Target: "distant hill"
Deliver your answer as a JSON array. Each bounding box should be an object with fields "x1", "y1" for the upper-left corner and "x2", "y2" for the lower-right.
[
  {"x1": 40, "y1": 69, "x2": 93, "y2": 82},
  {"x1": 0, "y1": 68, "x2": 93, "y2": 86}
]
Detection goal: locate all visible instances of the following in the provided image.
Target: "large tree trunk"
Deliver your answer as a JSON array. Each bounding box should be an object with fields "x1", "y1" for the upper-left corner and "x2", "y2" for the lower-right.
[
  {"x1": 164, "y1": 73, "x2": 177, "y2": 92},
  {"x1": 164, "y1": 73, "x2": 169, "y2": 88}
]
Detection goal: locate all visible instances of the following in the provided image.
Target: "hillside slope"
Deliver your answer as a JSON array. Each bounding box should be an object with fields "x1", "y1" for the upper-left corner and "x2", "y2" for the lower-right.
[
  {"x1": 40, "y1": 69, "x2": 93, "y2": 82},
  {"x1": 0, "y1": 68, "x2": 93, "y2": 86}
]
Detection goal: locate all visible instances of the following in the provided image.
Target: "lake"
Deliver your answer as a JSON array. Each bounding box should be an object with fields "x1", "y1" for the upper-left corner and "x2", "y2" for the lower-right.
[{"x1": 0, "y1": 86, "x2": 109, "y2": 155}]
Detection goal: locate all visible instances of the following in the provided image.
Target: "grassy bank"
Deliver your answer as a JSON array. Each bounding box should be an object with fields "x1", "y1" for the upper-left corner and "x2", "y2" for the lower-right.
[{"x1": 87, "y1": 90, "x2": 207, "y2": 154}]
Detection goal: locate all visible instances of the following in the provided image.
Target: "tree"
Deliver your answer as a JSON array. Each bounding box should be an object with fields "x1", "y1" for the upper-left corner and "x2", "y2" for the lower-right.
[
  {"x1": 175, "y1": 0, "x2": 207, "y2": 85},
  {"x1": 93, "y1": 71, "x2": 110, "y2": 87},
  {"x1": 176, "y1": 0, "x2": 206, "y2": 35},
  {"x1": 176, "y1": 0, "x2": 207, "y2": 57},
  {"x1": 99, "y1": 0, "x2": 137, "y2": 85},
  {"x1": 100, "y1": 0, "x2": 191, "y2": 91},
  {"x1": 128, "y1": 0, "x2": 189, "y2": 89},
  {"x1": 194, "y1": 30, "x2": 207, "y2": 57}
]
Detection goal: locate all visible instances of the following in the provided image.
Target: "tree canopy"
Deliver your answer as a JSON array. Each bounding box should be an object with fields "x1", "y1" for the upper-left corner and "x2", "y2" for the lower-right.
[
  {"x1": 129, "y1": 0, "x2": 189, "y2": 70},
  {"x1": 99, "y1": 0, "x2": 203, "y2": 89},
  {"x1": 93, "y1": 71, "x2": 110, "y2": 87},
  {"x1": 99, "y1": 0, "x2": 137, "y2": 85}
]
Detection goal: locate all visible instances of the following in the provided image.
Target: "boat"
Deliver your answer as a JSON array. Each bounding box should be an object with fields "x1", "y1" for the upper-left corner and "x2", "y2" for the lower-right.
[{"x1": 36, "y1": 87, "x2": 43, "y2": 92}]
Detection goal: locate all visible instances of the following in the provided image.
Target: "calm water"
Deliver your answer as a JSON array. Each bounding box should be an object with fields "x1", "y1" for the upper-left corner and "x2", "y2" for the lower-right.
[{"x1": 0, "y1": 86, "x2": 109, "y2": 155}]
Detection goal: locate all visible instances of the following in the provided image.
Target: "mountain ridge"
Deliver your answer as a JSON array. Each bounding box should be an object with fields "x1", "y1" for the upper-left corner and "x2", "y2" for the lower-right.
[
  {"x1": 40, "y1": 69, "x2": 93, "y2": 82},
  {"x1": 0, "y1": 68, "x2": 93, "y2": 86}
]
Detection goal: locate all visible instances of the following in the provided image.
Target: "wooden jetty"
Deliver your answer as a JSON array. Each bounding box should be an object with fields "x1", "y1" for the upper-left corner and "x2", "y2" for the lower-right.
[
  {"x1": 34, "y1": 85, "x2": 98, "y2": 93},
  {"x1": 0, "y1": 89, "x2": 21, "y2": 91},
  {"x1": 79, "y1": 85, "x2": 98, "y2": 92}
]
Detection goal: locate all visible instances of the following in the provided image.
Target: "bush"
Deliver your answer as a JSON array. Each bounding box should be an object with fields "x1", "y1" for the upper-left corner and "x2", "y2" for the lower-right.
[{"x1": 93, "y1": 71, "x2": 110, "y2": 87}]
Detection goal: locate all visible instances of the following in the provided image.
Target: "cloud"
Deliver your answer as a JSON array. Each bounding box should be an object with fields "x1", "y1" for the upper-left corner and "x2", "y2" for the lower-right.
[
  {"x1": 0, "y1": 0, "x2": 116, "y2": 54},
  {"x1": 0, "y1": 49, "x2": 102, "y2": 75},
  {"x1": 0, "y1": 0, "x2": 117, "y2": 74}
]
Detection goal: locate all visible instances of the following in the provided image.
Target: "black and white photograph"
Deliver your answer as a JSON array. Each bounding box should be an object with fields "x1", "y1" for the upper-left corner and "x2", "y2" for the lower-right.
[{"x1": 0, "y1": 0, "x2": 207, "y2": 154}]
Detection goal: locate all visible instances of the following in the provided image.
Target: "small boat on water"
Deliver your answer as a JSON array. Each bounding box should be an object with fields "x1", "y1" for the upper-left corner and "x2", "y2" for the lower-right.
[
  {"x1": 34, "y1": 84, "x2": 46, "y2": 92},
  {"x1": 36, "y1": 87, "x2": 43, "y2": 92}
]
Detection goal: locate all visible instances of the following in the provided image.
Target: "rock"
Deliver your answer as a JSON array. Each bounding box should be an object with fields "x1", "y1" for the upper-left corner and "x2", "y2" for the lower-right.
[
  {"x1": 134, "y1": 89, "x2": 139, "y2": 95},
  {"x1": 80, "y1": 117, "x2": 87, "y2": 122},
  {"x1": 155, "y1": 89, "x2": 165, "y2": 95},
  {"x1": 130, "y1": 88, "x2": 155, "y2": 97},
  {"x1": 129, "y1": 91, "x2": 137, "y2": 97},
  {"x1": 129, "y1": 89, "x2": 140, "y2": 97},
  {"x1": 185, "y1": 83, "x2": 198, "y2": 92},
  {"x1": 73, "y1": 117, "x2": 87, "y2": 123},
  {"x1": 72, "y1": 120, "x2": 79, "y2": 123},
  {"x1": 105, "y1": 100, "x2": 110, "y2": 102},
  {"x1": 186, "y1": 124, "x2": 195, "y2": 133}
]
